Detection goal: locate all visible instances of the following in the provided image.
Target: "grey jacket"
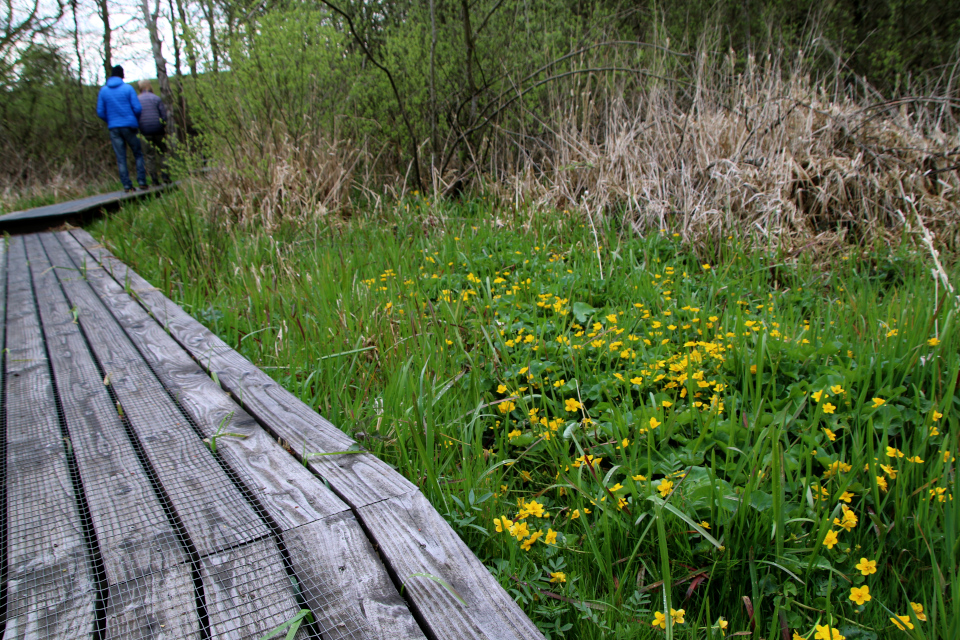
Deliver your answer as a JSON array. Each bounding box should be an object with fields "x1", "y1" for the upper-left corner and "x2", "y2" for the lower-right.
[{"x1": 137, "y1": 92, "x2": 168, "y2": 135}]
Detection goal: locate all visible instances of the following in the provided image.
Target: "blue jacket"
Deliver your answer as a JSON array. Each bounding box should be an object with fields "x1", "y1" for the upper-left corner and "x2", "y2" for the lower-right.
[
  {"x1": 137, "y1": 92, "x2": 168, "y2": 135},
  {"x1": 97, "y1": 77, "x2": 141, "y2": 129}
]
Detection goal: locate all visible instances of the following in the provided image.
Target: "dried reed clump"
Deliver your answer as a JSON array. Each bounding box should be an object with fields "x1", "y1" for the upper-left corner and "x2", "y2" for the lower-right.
[
  {"x1": 484, "y1": 50, "x2": 960, "y2": 254},
  {"x1": 197, "y1": 123, "x2": 359, "y2": 229}
]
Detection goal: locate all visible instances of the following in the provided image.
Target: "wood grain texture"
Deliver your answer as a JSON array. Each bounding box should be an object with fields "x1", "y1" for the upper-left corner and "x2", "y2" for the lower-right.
[
  {"x1": 24, "y1": 235, "x2": 187, "y2": 585},
  {"x1": 55, "y1": 232, "x2": 428, "y2": 640},
  {"x1": 56, "y1": 230, "x2": 348, "y2": 529},
  {"x1": 358, "y1": 491, "x2": 545, "y2": 640},
  {"x1": 200, "y1": 537, "x2": 307, "y2": 640},
  {"x1": 39, "y1": 232, "x2": 269, "y2": 556},
  {"x1": 0, "y1": 185, "x2": 172, "y2": 228},
  {"x1": 68, "y1": 229, "x2": 416, "y2": 510},
  {"x1": 282, "y1": 514, "x2": 427, "y2": 640},
  {"x1": 4, "y1": 237, "x2": 96, "y2": 639},
  {"x1": 105, "y1": 564, "x2": 200, "y2": 640}
]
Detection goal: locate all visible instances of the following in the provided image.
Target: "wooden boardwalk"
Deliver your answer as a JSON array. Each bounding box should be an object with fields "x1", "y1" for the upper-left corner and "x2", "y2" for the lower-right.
[
  {"x1": 0, "y1": 186, "x2": 172, "y2": 233},
  {"x1": 2, "y1": 228, "x2": 544, "y2": 639}
]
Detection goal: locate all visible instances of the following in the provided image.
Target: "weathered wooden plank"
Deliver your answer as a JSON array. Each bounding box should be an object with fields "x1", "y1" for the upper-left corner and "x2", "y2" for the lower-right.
[
  {"x1": 56, "y1": 231, "x2": 427, "y2": 640},
  {"x1": 57, "y1": 230, "x2": 347, "y2": 529},
  {"x1": 283, "y1": 514, "x2": 428, "y2": 640},
  {"x1": 4, "y1": 236, "x2": 96, "y2": 639},
  {"x1": 358, "y1": 491, "x2": 545, "y2": 640},
  {"x1": 69, "y1": 229, "x2": 416, "y2": 510},
  {"x1": 23, "y1": 235, "x2": 187, "y2": 585},
  {"x1": 39, "y1": 232, "x2": 269, "y2": 556},
  {"x1": 71, "y1": 229, "x2": 546, "y2": 640},
  {"x1": 104, "y1": 564, "x2": 197, "y2": 640},
  {"x1": 0, "y1": 185, "x2": 172, "y2": 229},
  {"x1": 200, "y1": 538, "x2": 308, "y2": 640}
]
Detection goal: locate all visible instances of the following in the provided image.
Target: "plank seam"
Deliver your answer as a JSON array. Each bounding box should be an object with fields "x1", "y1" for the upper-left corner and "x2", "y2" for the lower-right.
[
  {"x1": 50, "y1": 232, "x2": 324, "y2": 640},
  {"x1": 23, "y1": 236, "x2": 110, "y2": 639},
  {"x1": 33, "y1": 235, "x2": 215, "y2": 640}
]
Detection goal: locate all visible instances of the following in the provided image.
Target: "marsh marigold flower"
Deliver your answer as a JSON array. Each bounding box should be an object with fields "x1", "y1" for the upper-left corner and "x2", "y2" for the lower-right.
[
  {"x1": 814, "y1": 625, "x2": 845, "y2": 640},
  {"x1": 823, "y1": 402, "x2": 837, "y2": 414},
  {"x1": 910, "y1": 602, "x2": 926, "y2": 621},
  {"x1": 890, "y1": 615, "x2": 914, "y2": 631},
  {"x1": 549, "y1": 571, "x2": 566, "y2": 583},
  {"x1": 564, "y1": 398, "x2": 582, "y2": 412},
  {"x1": 670, "y1": 608, "x2": 685, "y2": 624},
  {"x1": 657, "y1": 479, "x2": 674, "y2": 497},
  {"x1": 849, "y1": 585, "x2": 871, "y2": 605},
  {"x1": 823, "y1": 530, "x2": 840, "y2": 549},
  {"x1": 855, "y1": 557, "x2": 877, "y2": 575},
  {"x1": 652, "y1": 611, "x2": 667, "y2": 629},
  {"x1": 871, "y1": 397, "x2": 885, "y2": 408}
]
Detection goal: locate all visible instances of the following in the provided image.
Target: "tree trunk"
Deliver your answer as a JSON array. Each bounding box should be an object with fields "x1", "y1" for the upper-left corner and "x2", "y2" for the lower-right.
[
  {"x1": 201, "y1": 0, "x2": 220, "y2": 72},
  {"x1": 139, "y1": 0, "x2": 177, "y2": 141},
  {"x1": 166, "y1": 0, "x2": 187, "y2": 135},
  {"x1": 429, "y1": 0, "x2": 438, "y2": 166},
  {"x1": 174, "y1": 0, "x2": 198, "y2": 78},
  {"x1": 97, "y1": 0, "x2": 112, "y2": 81}
]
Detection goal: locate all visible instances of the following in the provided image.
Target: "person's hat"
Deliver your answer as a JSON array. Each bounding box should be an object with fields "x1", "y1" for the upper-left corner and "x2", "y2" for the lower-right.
[{"x1": 111, "y1": 65, "x2": 124, "y2": 78}]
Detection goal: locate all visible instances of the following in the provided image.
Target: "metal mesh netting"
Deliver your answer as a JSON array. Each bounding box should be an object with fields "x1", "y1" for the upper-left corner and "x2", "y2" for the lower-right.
[{"x1": 2, "y1": 233, "x2": 383, "y2": 639}]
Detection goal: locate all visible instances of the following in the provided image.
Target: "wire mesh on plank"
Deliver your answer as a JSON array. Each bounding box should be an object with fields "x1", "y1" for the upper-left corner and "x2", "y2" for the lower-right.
[{"x1": 2, "y1": 234, "x2": 314, "y2": 640}]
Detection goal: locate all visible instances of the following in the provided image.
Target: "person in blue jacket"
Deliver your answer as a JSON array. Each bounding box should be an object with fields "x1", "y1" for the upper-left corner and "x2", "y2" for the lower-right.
[{"x1": 97, "y1": 65, "x2": 147, "y2": 192}]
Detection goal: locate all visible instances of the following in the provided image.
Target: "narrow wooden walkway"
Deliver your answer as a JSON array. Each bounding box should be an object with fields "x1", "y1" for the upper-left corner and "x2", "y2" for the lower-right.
[
  {"x1": 0, "y1": 186, "x2": 172, "y2": 233},
  {"x1": 2, "y1": 229, "x2": 544, "y2": 639}
]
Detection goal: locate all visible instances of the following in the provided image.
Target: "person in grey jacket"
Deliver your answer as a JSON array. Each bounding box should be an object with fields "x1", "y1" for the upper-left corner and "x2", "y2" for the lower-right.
[
  {"x1": 137, "y1": 80, "x2": 171, "y2": 185},
  {"x1": 97, "y1": 65, "x2": 147, "y2": 191}
]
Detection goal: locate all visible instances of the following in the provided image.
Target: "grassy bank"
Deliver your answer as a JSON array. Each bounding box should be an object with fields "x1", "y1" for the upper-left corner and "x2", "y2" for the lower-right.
[{"x1": 90, "y1": 193, "x2": 958, "y2": 640}]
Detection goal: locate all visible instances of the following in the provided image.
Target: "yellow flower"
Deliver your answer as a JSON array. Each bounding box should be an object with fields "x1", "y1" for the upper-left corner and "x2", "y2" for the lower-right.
[
  {"x1": 498, "y1": 400, "x2": 516, "y2": 414},
  {"x1": 890, "y1": 615, "x2": 914, "y2": 631},
  {"x1": 855, "y1": 557, "x2": 877, "y2": 576},
  {"x1": 871, "y1": 397, "x2": 885, "y2": 408},
  {"x1": 493, "y1": 516, "x2": 513, "y2": 533},
  {"x1": 876, "y1": 475, "x2": 888, "y2": 492},
  {"x1": 822, "y1": 402, "x2": 837, "y2": 414},
  {"x1": 715, "y1": 617, "x2": 728, "y2": 635},
  {"x1": 830, "y1": 385, "x2": 845, "y2": 395},
  {"x1": 649, "y1": 417, "x2": 661, "y2": 429},
  {"x1": 549, "y1": 571, "x2": 566, "y2": 583},
  {"x1": 520, "y1": 529, "x2": 543, "y2": 550},
  {"x1": 657, "y1": 479, "x2": 674, "y2": 497},
  {"x1": 630, "y1": 376, "x2": 643, "y2": 385},
  {"x1": 823, "y1": 530, "x2": 839, "y2": 549},
  {"x1": 652, "y1": 611, "x2": 667, "y2": 629},
  {"x1": 910, "y1": 602, "x2": 927, "y2": 622},
  {"x1": 932, "y1": 410, "x2": 943, "y2": 421},
  {"x1": 670, "y1": 608, "x2": 685, "y2": 624},
  {"x1": 886, "y1": 446, "x2": 904, "y2": 459},
  {"x1": 823, "y1": 428, "x2": 837, "y2": 441},
  {"x1": 564, "y1": 398, "x2": 582, "y2": 412},
  {"x1": 509, "y1": 521, "x2": 529, "y2": 540},
  {"x1": 620, "y1": 438, "x2": 630, "y2": 449},
  {"x1": 497, "y1": 384, "x2": 508, "y2": 394},
  {"x1": 632, "y1": 474, "x2": 646, "y2": 481},
  {"x1": 814, "y1": 624, "x2": 845, "y2": 640},
  {"x1": 812, "y1": 390, "x2": 826, "y2": 403},
  {"x1": 928, "y1": 337, "x2": 940, "y2": 346},
  {"x1": 570, "y1": 509, "x2": 581, "y2": 520},
  {"x1": 544, "y1": 529, "x2": 558, "y2": 545},
  {"x1": 700, "y1": 521, "x2": 711, "y2": 529},
  {"x1": 849, "y1": 585, "x2": 871, "y2": 605},
  {"x1": 839, "y1": 491, "x2": 854, "y2": 503},
  {"x1": 702, "y1": 264, "x2": 711, "y2": 270}
]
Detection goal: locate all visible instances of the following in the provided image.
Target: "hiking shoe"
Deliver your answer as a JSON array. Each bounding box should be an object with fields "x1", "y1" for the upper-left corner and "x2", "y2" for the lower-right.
[{"x1": 124, "y1": 188, "x2": 134, "y2": 193}]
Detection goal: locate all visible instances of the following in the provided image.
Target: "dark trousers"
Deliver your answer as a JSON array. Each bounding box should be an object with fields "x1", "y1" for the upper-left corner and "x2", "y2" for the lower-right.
[
  {"x1": 108, "y1": 127, "x2": 146, "y2": 190},
  {"x1": 142, "y1": 133, "x2": 170, "y2": 185}
]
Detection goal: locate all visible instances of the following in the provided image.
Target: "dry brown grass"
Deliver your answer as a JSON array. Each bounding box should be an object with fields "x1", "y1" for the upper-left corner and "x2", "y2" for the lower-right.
[
  {"x1": 477, "y1": 48, "x2": 960, "y2": 254},
  {"x1": 191, "y1": 122, "x2": 360, "y2": 229},
  {"x1": 186, "y1": 44, "x2": 958, "y2": 255}
]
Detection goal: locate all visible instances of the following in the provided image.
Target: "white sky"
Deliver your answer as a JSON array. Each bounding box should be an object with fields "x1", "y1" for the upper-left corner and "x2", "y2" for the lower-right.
[{"x1": 16, "y1": 0, "x2": 187, "y2": 85}]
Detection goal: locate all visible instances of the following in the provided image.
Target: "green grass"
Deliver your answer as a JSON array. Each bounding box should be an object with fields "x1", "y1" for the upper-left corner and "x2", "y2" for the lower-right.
[{"x1": 90, "y1": 193, "x2": 959, "y2": 640}]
